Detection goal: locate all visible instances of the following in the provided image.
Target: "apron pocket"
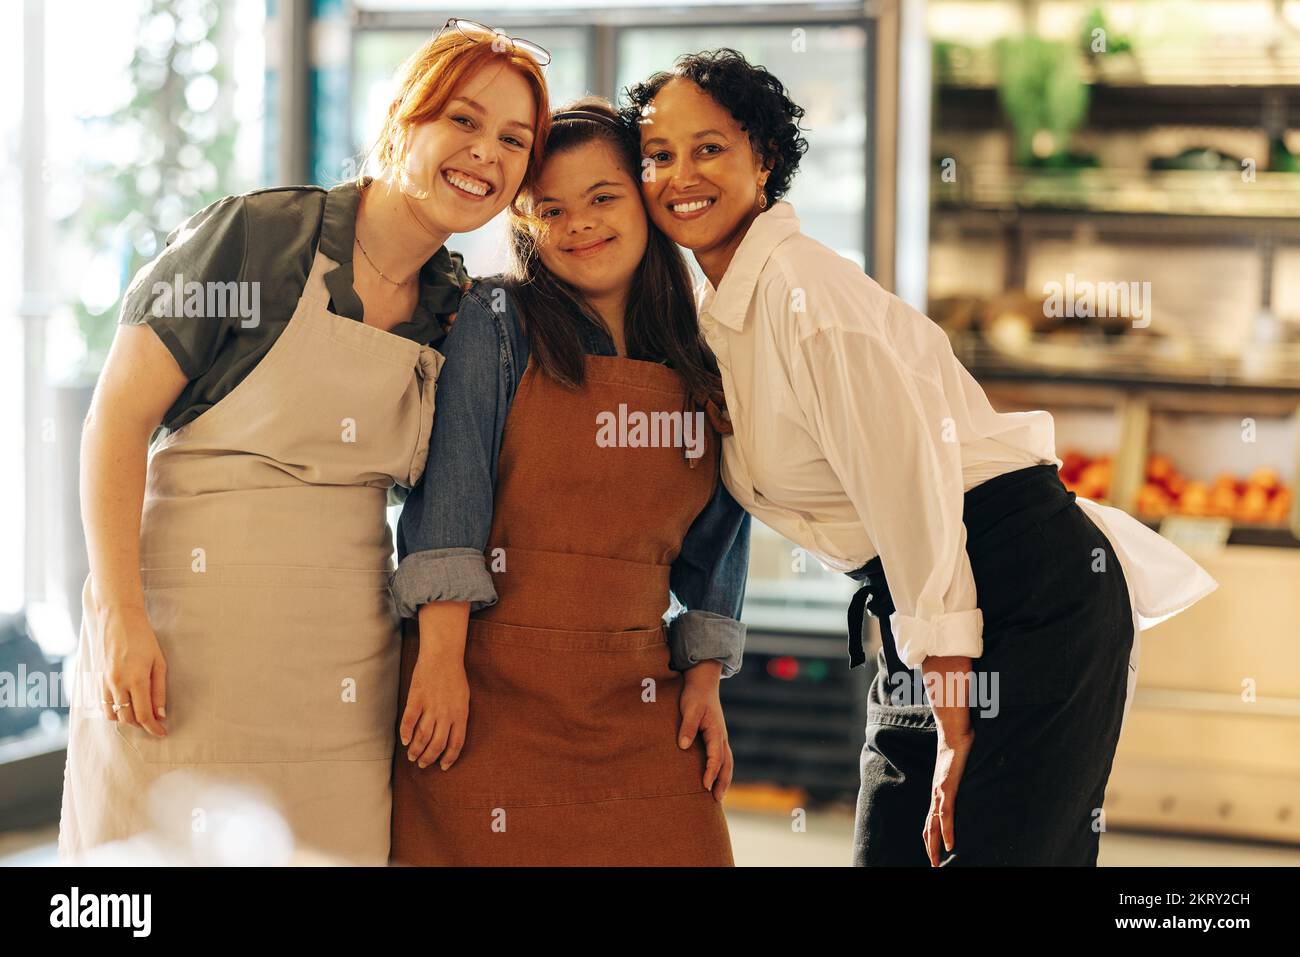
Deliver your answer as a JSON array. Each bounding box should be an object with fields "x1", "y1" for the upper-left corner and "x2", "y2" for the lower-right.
[{"x1": 861, "y1": 657, "x2": 936, "y2": 820}]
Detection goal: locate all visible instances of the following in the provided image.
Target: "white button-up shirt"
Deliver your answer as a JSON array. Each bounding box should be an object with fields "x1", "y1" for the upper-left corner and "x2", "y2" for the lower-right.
[{"x1": 697, "y1": 200, "x2": 1218, "y2": 677}]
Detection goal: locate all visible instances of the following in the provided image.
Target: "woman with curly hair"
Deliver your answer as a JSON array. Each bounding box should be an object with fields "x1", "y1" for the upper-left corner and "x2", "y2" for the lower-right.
[{"x1": 625, "y1": 49, "x2": 1217, "y2": 867}]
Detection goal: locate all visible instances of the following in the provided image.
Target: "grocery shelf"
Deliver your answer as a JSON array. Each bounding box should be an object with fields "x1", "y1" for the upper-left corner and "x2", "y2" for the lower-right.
[
  {"x1": 1105, "y1": 544, "x2": 1300, "y2": 845},
  {"x1": 934, "y1": 169, "x2": 1300, "y2": 223},
  {"x1": 936, "y1": 81, "x2": 1300, "y2": 131},
  {"x1": 936, "y1": 44, "x2": 1300, "y2": 94},
  {"x1": 977, "y1": 367, "x2": 1300, "y2": 545},
  {"x1": 970, "y1": 363, "x2": 1300, "y2": 397},
  {"x1": 955, "y1": 334, "x2": 1300, "y2": 396},
  {"x1": 1137, "y1": 517, "x2": 1300, "y2": 550}
]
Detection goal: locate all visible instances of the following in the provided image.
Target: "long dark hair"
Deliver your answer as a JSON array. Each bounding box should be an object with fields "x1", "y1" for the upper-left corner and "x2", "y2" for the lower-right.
[{"x1": 503, "y1": 96, "x2": 725, "y2": 412}]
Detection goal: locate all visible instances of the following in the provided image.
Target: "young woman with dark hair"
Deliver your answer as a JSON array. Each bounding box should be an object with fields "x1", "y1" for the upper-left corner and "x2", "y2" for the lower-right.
[
  {"x1": 389, "y1": 97, "x2": 750, "y2": 866},
  {"x1": 625, "y1": 48, "x2": 1217, "y2": 867}
]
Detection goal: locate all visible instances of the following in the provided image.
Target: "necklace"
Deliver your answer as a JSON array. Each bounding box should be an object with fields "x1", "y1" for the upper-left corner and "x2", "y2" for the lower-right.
[{"x1": 354, "y1": 231, "x2": 416, "y2": 287}]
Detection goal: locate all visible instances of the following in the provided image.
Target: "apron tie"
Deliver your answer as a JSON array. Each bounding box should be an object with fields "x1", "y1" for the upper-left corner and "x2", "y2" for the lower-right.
[
  {"x1": 406, "y1": 345, "x2": 444, "y2": 488},
  {"x1": 846, "y1": 556, "x2": 884, "y2": 669},
  {"x1": 846, "y1": 585, "x2": 872, "y2": 669},
  {"x1": 683, "y1": 389, "x2": 734, "y2": 469},
  {"x1": 701, "y1": 395, "x2": 734, "y2": 436}
]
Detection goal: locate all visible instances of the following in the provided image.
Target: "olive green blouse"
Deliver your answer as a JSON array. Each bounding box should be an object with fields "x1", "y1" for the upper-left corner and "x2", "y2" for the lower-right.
[{"x1": 120, "y1": 178, "x2": 471, "y2": 433}]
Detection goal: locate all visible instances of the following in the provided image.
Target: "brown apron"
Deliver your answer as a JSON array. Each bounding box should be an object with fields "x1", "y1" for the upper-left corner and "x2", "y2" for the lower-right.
[
  {"x1": 58, "y1": 249, "x2": 442, "y2": 865},
  {"x1": 391, "y1": 356, "x2": 734, "y2": 866}
]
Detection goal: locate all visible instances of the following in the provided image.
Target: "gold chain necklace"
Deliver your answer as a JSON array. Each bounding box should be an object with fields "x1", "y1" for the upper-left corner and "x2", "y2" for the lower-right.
[{"x1": 354, "y1": 231, "x2": 416, "y2": 287}]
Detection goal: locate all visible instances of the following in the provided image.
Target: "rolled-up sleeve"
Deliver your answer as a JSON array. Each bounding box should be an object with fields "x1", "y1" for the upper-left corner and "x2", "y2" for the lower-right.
[
  {"x1": 392, "y1": 291, "x2": 513, "y2": 618},
  {"x1": 667, "y1": 478, "x2": 752, "y2": 677},
  {"x1": 794, "y1": 317, "x2": 982, "y2": 670}
]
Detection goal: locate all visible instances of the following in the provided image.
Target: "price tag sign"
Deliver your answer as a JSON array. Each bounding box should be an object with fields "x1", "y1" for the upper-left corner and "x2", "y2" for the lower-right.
[{"x1": 1158, "y1": 516, "x2": 1231, "y2": 554}]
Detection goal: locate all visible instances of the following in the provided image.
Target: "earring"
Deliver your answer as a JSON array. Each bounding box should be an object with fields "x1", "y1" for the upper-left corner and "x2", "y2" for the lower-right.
[{"x1": 757, "y1": 190, "x2": 769, "y2": 210}]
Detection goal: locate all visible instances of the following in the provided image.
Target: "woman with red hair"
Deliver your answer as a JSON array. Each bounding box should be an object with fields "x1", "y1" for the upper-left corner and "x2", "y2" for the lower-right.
[{"x1": 59, "y1": 20, "x2": 550, "y2": 865}]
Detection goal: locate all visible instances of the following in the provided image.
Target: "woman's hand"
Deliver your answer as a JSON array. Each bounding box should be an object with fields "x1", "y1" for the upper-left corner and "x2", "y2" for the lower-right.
[
  {"x1": 400, "y1": 601, "x2": 472, "y2": 771},
  {"x1": 400, "y1": 648, "x2": 470, "y2": 770},
  {"x1": 678, "y1": 659, "x2": 733, "y2": 801},
  {"x1": 921, "y1": 653, "x2": 975, "y2": 866},
  {"x1": 99, "y1": 603, "x2": 168, "y2": 736},
  {"x1": 439, "y1": 278, "x2": 475, "y2": 333},
  {"x1": 80, "y1": 323, "x2": 186, "y2": 739}
]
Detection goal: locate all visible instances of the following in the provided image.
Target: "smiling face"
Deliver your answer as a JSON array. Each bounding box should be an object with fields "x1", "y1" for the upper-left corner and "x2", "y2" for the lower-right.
[
  {"x1": 638, "y1": 77, "x2": 771, "y2": 260},
  {"x1": 402, "y1": 61, "x2": 538, "y2": 235},
  {"x1": 529, "y1": 140, "x2": 648, "y2": 302}
]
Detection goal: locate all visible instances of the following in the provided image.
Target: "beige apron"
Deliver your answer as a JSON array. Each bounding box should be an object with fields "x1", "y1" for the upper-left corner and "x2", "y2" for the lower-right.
[{"x1": 58, "y1": 249, "x2": 442, "y2": 864}]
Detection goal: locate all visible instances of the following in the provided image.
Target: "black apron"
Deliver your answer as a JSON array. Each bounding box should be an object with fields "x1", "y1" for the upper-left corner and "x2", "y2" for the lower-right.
[{"x1": 847, "y1": 464, "x2": 1135, "y2": 866}]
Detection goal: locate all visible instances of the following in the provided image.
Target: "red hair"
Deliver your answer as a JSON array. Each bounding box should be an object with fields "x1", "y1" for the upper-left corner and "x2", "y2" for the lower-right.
[{"x1": 365, "y1": 30, "x2": 550, "y2": 190}]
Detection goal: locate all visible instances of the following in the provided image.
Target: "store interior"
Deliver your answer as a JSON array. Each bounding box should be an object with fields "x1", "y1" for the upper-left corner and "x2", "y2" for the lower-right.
[{"x1": 2, "y1": 0, "x2": 1298, "y2": 866}]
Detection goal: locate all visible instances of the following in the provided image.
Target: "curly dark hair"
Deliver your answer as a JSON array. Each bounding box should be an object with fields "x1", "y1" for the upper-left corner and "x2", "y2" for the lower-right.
[{"x1": 620, "y1": 48, "x2": 809, "y2": 204}]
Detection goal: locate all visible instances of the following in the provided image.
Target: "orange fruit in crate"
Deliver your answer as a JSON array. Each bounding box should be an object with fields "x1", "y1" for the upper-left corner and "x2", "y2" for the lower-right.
[
  {"x1": 1265, "y1": 487, "x2": 1293, "y2": 525},
  {"x1": 1137, "y1": 483, "x2": 1172, "y2": 517},
  {"x1": 1147, "y1": 453, "x2": 1189, "y2": 497},
  {"x1": 1236, "y1": 485, "x2": 1269, "y2": 524},
  {"x1": 1147, "y1": 454, "x2": 1174, "y2": 483},
  {"x1": 1077, "y1": 460, "x2": 1112, "y2": 499},
  {"x1": 1209, "y1": 482, "x2": 1239, "y2": 517},
  {"x1": 1210, "y1": 473, "x2": 1239, "y2": 492},
  {"x1": 1060, "y1": 451, "x2": 1088, "y2": 484},
  {"x1": 1248, "y1": 467, "x2": 1282, "y2": 494},
  {"x1": 1180, "y1": 481, "x2": 1210, "y2": 516}
]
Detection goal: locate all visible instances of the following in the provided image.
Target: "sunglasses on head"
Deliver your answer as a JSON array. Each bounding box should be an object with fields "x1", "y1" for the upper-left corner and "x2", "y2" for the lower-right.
[{"x1": 436, "y1": 17, "x2": 552, "y2": 67}]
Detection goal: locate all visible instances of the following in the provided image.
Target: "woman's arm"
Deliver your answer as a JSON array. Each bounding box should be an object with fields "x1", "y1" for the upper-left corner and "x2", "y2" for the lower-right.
[
  {"x1": 393, "y1": 287, "x2": 521, "y2": 769},
  {"x1": 667, "y1": 480, "x2": 752, "y2": 677},
  {"x1": 794, "y1": 322, "x2": 982, "y2": 668},
  {"x1": 82, "y1": 324, "x2": 187, "y2": 735},
  {"x1": 392, "y1": 289, "x2": 519, "y2": 617},
  {"x1": 82, "y1": 196, "x2": 247, "y2": 735},
  {"x1": 668, "y1": 477, "x2": 751, "y2": 801},
  {"x1": 792, "y1": 306, "x2": 977, "y2": 866}
]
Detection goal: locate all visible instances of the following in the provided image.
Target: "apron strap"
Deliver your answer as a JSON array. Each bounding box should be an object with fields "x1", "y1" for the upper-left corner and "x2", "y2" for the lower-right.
[{"x1": 847, "y1": 582, "x2": 872, "y2": 669}]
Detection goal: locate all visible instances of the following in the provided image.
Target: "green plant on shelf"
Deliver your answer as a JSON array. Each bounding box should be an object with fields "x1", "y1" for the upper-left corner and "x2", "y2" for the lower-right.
[
  {"x1": 995, "y1": 34, "x2": 1092, "y2": 169},
  {"x1": 1079, "y1": 5, "x2": 1134, "y2": 60}
]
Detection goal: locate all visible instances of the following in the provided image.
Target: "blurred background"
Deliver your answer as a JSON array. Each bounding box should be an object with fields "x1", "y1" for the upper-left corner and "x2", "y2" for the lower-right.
[{"x1": 3, "y1": 0, "x2": 1299, "y2": 867}]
